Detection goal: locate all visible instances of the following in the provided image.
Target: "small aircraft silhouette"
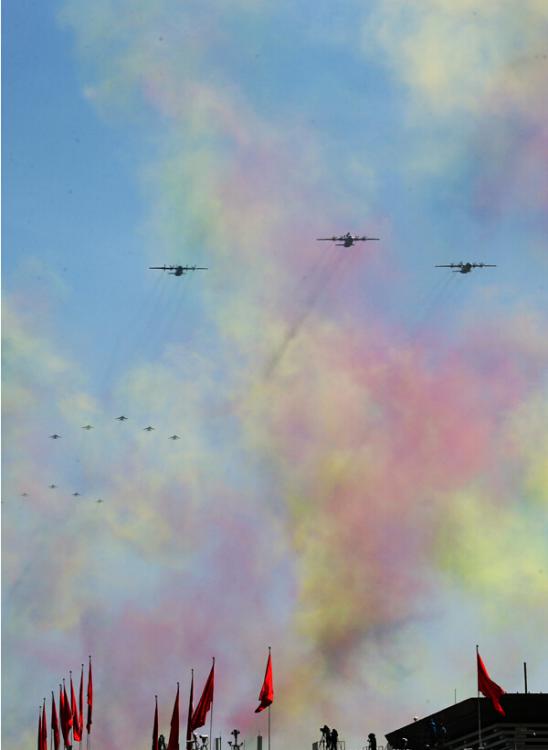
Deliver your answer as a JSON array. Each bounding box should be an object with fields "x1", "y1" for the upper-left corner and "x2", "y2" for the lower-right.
[
  {"x1": 96, "y1": 498, "x2": 103, "y2": 504},
  {"x1": 72, "y1": 492, "x2": 81, "y2": 497},
  {"x1": 435, "y1": 262, "x2": 497, "y2": 274},
  {"x1": 50, "y1": 434, "x2": 62, "y2": 439},
  {"x1": 115, "y1": 416, "x2": 128, "y2": 421},
  {"x1": 149, "y1": 265, "x2": 208, "y2": 276},
  {"x1": 82, "y1": 424, "x2": 93, "y2": 430},
  {"x1": 143, "y1": 426, "x2": 155, "y2": 432},
  {"x1": 317, "y1": 232, "x2": 380, "y2": 247},
  {"x1": 21, "y1": 492, "x2": 29, "y2": 497},
  {"x1": 168, "y1": 434, "x2": 180, "y2": 441},
  {"x1": 49, "y1": 484, "x2": 57, "y2": 489}
]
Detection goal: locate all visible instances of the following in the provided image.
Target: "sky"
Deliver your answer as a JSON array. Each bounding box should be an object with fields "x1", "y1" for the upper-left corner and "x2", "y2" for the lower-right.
[{"x1": 2, "y1": 2, "x2": 548, "y2": 749}]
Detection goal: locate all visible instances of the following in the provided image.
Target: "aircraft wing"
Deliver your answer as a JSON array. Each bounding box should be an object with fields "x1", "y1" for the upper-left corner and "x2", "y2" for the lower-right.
[
  {"x1": 316, "y1": 237, "x2": 341, "y2": 241},
  {"x1": 356, "y1": 236, "x2": 380, "y2": 241},
  {"x1": 435, "y1": 264, "x2": 459, "y2": 268}
]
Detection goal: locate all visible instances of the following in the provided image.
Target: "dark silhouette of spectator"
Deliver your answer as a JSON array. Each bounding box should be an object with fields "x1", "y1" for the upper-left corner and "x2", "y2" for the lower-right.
[
  {"x1": 368, "y1": 733, "x2": 377, "y2": 750},
  {"x1": 438, "y1": 723, "x2": 447, "y2": 748},
  {"x1": 428, "y1": 719, "x2": 438, "y2": 746},
  {"x1": 330, "y1": 728, "x2": 339, "y2": 750},
  {"x1": 320, "y1": 726, "x2": 331, "y2": 748},
  {"x1": 159, "y1": 736, "x2": 167, "y2": 750},
  {"x1": 427, "y1": 718, "x2": 447, "y2": 748}
]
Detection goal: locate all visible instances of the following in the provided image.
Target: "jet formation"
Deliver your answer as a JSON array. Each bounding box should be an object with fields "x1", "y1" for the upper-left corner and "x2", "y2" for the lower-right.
[{"x1": 32, "y1": 418, "x2": 185, "y2": 502}]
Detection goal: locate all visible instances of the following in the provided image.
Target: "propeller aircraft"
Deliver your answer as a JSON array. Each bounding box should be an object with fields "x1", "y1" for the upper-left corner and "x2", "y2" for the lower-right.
[
  {"x1": 316, "y1": 232, "x2": 379, "y2": 247},
  {"x1": 435, "y1": 262, "x2": 496, "y2": 274},
  {"x1": 149, "y1": 265, "x2": 208, "y2": 276}
]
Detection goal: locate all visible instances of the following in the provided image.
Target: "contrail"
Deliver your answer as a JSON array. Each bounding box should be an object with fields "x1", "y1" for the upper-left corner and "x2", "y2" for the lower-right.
[{"x1": 263, "y1": 252, "x2": 347, "y2": 379}]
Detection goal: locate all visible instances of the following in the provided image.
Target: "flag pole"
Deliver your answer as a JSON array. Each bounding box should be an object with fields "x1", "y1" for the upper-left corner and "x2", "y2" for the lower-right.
[
  {"x1": 62, "y1": 678, "x2": 67, "y2": 750},
  {"x1": 59, "y1": 684, "x2": 63, "y2": 750},
  {"x1": 51, "y1": 694, "x2": 54, "y2": 750},
  {"x1": 476, "y1": 645, "x2": 483, "y2": 749},
  {"x1": 187, "y1": 669, "x2": 194, "y2": 750},
  {"x1": 268, "y1": 647, "x2": 271, "y2": 750},
  {"x1": 208, "y1": 658, "x2": 215, "y2": 750},
  {"x1": 70, "y1": 671, "x2": 73, "y2": 749},
  {"x1": 80, "y1": 664, "x2": 84, "y2": 750},
  {"x1": 87, "y1": 655, "x2": 92, "y2": 750}
]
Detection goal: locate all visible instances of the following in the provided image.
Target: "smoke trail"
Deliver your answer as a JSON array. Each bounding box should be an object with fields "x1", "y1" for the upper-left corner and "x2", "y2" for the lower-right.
[{"x1": 263, "y1": 252, "x2": 347, "y2": 379}]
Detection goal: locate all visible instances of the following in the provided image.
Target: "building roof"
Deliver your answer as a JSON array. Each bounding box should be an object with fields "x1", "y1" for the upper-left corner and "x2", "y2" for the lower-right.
[{"x1": 385, "y1": 694, "x2": 548, "y2": 750}]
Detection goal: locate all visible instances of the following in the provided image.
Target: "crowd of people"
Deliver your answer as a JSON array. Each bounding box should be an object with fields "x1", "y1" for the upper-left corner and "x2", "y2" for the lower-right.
[
  {"x1": 320, "y1": 725, "x2": 340, "y2": 750},
  {"x1": 319, "y1": 725, "x2": 378, "y2": 750}
]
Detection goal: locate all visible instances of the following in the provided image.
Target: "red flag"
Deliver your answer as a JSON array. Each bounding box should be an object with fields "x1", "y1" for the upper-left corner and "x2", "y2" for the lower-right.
[
  {"x1": 42, "y1": 701, "x2": 49, "y2": 750},
  {"x1": 152, "y1": 695, "x2": 159, "y2": 750},
  {"x1": 60, "y1": 683, "x2": 72, "y2": 749},
  {"x1": 186, "y1": 671, "x2": 194, "y2": 748},
  {"x1": 71, "y1": 673, "x2": 82, "y2": 742},
  {"x1": 38, "y1": 709, "x2": 43, "y2": 750},
  {"x1": 52, "y1": 692, "x2": 61, "y2": 750},
  {"x1": 78, "y1": 665, "x2": 84, "y2": 739},
  {"x1": 191, "y1": 660, "x2": 215, "y2": 731},
  {"x1": 42, "y1": 698, "x2": 48, "y2": 750},
  {"x1": 255, "y1": 650, "x2": 274, "y2": 713},
  {"x1": 59, "y1": 687, "x2": 66, "y2": 747},
  {"x1": 64, "y1": 683, "x2": 73, "y2": 732},
  {"x1": 477, "y1": 650, "x2": 505, "y2": 716},
  {"x1": 167, "y1": 683, "x2": 180, "y2": 750},
  {"x1": 86, "y1": 657, "x2": 93, "y2": 735}
]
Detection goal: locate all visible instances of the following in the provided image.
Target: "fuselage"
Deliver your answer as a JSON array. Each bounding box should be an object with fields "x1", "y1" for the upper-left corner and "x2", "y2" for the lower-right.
[{"x1": 337, "y1": 234, "x2": 355, "y2": 247}]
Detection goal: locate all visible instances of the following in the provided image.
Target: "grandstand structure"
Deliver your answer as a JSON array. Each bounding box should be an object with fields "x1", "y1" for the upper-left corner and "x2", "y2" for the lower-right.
[{"x1": 385, "y1": 694, "x2": 548, "y2": 750}]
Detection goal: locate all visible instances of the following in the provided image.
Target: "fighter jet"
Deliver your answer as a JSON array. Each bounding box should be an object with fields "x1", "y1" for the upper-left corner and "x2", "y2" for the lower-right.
[
  {"x1": 115, "y1": 416, "x2": 128, "y2": 421},
  {"x1": 316, "y1": 232, "x2": 380, "y2": 247},
  {"x1": 435, "y1": 262, "x2": 497, "y2": 274},
  {"x1": 50, "y1": 434, "x2": 62, "y2": 439},
  {"x1": 143, "y1": 426, "x2": 155, "y2": 432},
  {"x1": 168, "y1": 434, "x2": 180, "y2": 441},
  {"x1": 149, "y1": 265, "x2": 208, "y2": 276},
  {"x1": 82, "y1": 424, "x2": 94, "y2": 430}
]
